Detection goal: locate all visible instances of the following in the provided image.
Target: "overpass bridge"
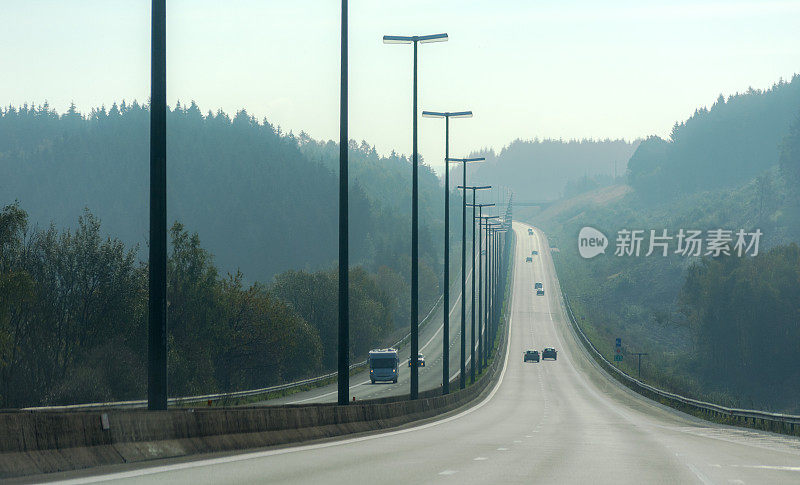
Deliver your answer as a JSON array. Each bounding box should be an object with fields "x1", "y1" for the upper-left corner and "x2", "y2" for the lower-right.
[{"x1": 515, "y1": 200, "x2": 558, "y2": 208}]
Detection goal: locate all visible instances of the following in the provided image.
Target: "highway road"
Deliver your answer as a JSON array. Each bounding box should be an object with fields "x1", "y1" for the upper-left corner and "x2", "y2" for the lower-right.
[
  {"x1": 51, "y1": 222, "x2": 800, "y2": 484},
  {"x1": 261, "y1": 244, "x2": 484, "y2": 405}
]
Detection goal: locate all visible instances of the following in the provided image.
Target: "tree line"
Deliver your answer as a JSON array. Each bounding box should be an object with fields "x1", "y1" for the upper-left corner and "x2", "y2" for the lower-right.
[
  {"x1": 541, "y1": 72, "x2": 800, "y2": 412},
  {"x1": 680, "y1": 244, "x2": 800, "y2": 410},
  {"x1": 467, "y1": 138, "x2": 639, "y2": 201},
  {"x1": 0, "y1": 100, "x2": 457, "y2": 317},
  {"x1": 628, "y1": 74, "x2": 800, "y2": 204},
  {"x1": 0, "y1": 100, "x2": 482, "y2": 404},
  {"x1": 0, "y1": 203, "x2": 401, "y2": 407}
]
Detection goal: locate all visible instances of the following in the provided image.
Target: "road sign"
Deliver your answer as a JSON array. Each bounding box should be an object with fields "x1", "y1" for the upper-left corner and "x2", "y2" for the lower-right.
[
  {"x1": 614, "y1": 355, "x2": 623, "y2": 362},
  {"x1": 615, "y1": 338, "x2": 621, "y2": 347}
]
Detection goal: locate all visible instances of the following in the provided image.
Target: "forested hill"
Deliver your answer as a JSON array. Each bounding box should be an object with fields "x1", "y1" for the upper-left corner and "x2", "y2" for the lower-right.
[
  {"x1": 466, "y1": 138, "x2": 639, "y2": 201},
  {"x1": 533, "y1": 73, "x2": 800, "y2": 412},
  {"x1": 628, "y1": 74, "x2": 800, "y2": 203},
  {"x1": 0, "y1": 101, "x2": 446, "y2": 285}
]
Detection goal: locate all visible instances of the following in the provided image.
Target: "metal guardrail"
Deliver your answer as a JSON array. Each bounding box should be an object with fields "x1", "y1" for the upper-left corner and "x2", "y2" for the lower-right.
[
  {"x1": 561, "y1": 292, "x2": 800, "y2": 431},
  {"x1": 23, "y1": 291, "x2": 447, "y2": 412}
]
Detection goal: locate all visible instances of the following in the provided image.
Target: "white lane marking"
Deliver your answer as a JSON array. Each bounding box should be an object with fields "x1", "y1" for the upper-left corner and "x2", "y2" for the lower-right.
[
  {"x1": 729, "y1": 464, "x2": 800, "y2": 472},
  {"x1": 529, "y1": 227, "x2": 800, "y2": 478},
  {"x1": 534, "y1": 225, "x2": 717, "y2": 483},
  {"x1": 513, "y1": 440, "x2": 522, "y2": 443},
  {"x1": 473, "y1": 457, "x2": 488, "y2": 461},
  {"x1": 685, "y1": 463, "x2": 714, "y2": 485},
  {"x1": 438, "y1": 470, "x2": 458, "y2": 475},
  {"x1": 497, "y1": 447, "x2": 509, "y2": 451},
  {"x1": 421, "y1": 266, "x2": 475, "y2": 353},
  {"x1": 525, "y1": 435, "x2": 533, "y2": 438},
  {"x1": 62, "y1": 290, "x2": 516, "y2": 484},
  {"x1": 291, "y1": 265, "x2": 477, "y2": 404},
  {"x1": 288, "y1": 379, "x2": 371, "y2": 404}
]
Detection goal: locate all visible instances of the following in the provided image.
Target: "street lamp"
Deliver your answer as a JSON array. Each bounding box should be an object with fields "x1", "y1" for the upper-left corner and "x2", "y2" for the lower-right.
[
  {"x1": 476, "y1": 213, "x2": 498, "y2": 371},
  {"x1": 459, "y1": 186, "x2": 490, "y2": 383},
  {"x1": 468, "y1": 203, "x2": 495, "y2": 378},
  {"x1": 486, "y1": 223, "x2": 496, "y2": 363},
  {"x1": 488, "y1": 224, "x2": 497, "y2": 348},
  {"x1": 148, "y1": 0, "x2": 167, "y2": 411},
  {"x1": 450, "y1": 159, "x2": 484, "y2": 389},
  {"x1": 383, "y1": 32, "x2": 448, "y2": 400},
  {"x1": 632, "y1": 352, "x2": 649, "y2": 378},
  {"x1": 496, "y1": 225, "x2": 508, "y2": 347},
  {"x1": 486, "y1": 221, "x2": 503, "y2": 361},
  {"x1": 338, "y1": 0, "x2": 350, "y2": 406},
  {"x1": 422, "y1": 110, "x2": 473, "y2": 395}
]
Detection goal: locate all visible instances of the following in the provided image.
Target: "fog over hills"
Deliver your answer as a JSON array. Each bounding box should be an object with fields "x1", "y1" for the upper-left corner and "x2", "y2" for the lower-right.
[{"x1": 464, "y1": 138, "x2": 639, "y2": 202}]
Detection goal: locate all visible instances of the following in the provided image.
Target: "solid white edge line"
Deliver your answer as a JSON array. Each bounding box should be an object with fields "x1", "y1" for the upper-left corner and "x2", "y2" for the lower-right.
[
  {"x1": 288, "y1": 265, "x2": 476, "y2": 404},
  {"x1": 60, "y1": 251, "x2": 516, "y2": 484}
]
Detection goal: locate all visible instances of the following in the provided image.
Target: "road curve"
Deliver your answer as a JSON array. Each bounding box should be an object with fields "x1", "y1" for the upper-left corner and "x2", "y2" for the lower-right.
[
  {"x1": 49, "y1": 222, "x2": 800, "y2": 484},
  {"x1": 261, "y1": 242, "x2": 484, "y2": 405}
]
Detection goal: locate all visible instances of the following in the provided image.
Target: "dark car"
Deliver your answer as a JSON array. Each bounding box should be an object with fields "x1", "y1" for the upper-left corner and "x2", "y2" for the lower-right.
[
  {"x1": 534, "y1": 282, "x2": 543, "y2": 289},
  {"x1": 525, "y1": 256, "x2": 532, "y2": 262},
  {"x1": 542, "y1": 347, "x2": 557, "y2": 360},
  {"x1": 536, "y1": 288, "x2": 545, "y2": 296},
  {"x1": 532, "y1": 250, "x2": 539, "y2": 255},
  {"x1": 408, "y1": 354, "x2": 425, "y2": 367},
  {"x1": 524, "y1": 350, "x2": 540, "y2": 362}
]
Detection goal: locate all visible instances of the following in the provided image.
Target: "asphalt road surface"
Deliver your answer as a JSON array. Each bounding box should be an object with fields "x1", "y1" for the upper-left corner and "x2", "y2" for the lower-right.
[
  {"x1": 51, "y1": 222, "x2": 800, "y2": 484},
  {"x1": 260, "y1": 243, "x2": 484, "y2": 405}
]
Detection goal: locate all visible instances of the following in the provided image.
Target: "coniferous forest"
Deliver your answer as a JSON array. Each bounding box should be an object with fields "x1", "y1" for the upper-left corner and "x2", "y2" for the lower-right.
[
  {"x1": 533, "y1": 75, "x2": 800, "y2": 412},
  {"x1": 0, "y1": 101, "x2": 463, "y2": 407}
]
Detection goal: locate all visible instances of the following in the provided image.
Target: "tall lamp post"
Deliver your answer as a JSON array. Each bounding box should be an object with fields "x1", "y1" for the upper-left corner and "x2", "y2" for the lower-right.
[
  {"x1": 422, "y1": 110, "x2": 473, "y2": 395},
  {"x1": 485, "y1": 222, "x2": 494, "y2": 365},
  {"x1": 474, "y1": 211, "x2": 497, "y2": 372},
  {"x1": 383, "y1": 33, "x2": 448, "y2": 400},
  {"x1": 462, "y1": 193, "x2": 491, "y2": 382},
  {"x1": 449, "y1": 158, "x2": 484, "y2": 389},
  {"x1": 632, "y1": 352, "x2": 649, "y2": 378},
  {"x1": 486, "y1": 221, "x2": 502, "y2": 359},
  {"x1": 148, "y1": 0, "x2": 168, "y2": 411},
  {"x1": 488, "y1": 224, "x2": 497, "y2": 347},
  {"x1": 481, "y1": 219, "x2": 491, "y2": 370},
  {"x1": 494, "y1": 225, "x2": 507, "y2": 348},
  {"x1": 337, "y1": 0, "x2": 350, "y2": 406}
]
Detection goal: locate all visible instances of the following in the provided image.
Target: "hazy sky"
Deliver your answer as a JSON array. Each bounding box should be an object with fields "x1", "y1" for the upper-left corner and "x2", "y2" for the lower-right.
[{"x1": 3, "y1": 1, "x2": 799, "y2": 175}]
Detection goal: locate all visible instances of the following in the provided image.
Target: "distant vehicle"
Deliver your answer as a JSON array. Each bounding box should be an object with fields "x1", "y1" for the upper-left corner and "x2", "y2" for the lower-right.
[
  {"x1": 528, "y1": 228, "x2": 533, "y2": 235},
  {"x1": 536, "y1": 288, "x2": 545, "y2": 296},
  {"x1": 525, "y1": 257, "x2": 532, "y2": 262},
  {"x1": 535, "y1": 282, "x2": 543, "y2": 289},
  {"x1": 408, "y1": 353, "x2": 425, "y2": 368},
  {"x1": 524, "y1": 350, "x2": 540, "y2": 362},
  {"x1": 369, "y1": 348, "x2": 399, "y2": 383},
  {"x1": 532, "y1": 250, "x2": 538, "y2": 255},
  {"x1": 542, "y1": 347, "x2": 557, "y2": 360}
]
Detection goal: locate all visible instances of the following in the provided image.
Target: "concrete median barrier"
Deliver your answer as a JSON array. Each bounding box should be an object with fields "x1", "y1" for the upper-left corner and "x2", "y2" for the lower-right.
[{"x1": 0, "y1": 320, "x2": 509, "y2": 480}]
